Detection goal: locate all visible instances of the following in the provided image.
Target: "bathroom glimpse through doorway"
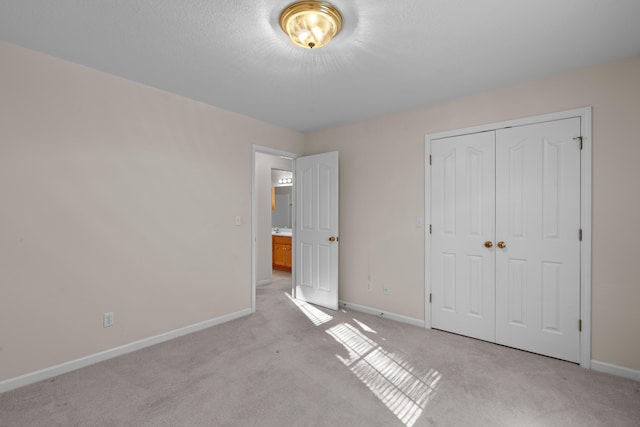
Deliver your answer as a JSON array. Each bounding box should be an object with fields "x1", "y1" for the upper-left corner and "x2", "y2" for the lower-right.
[
  {"x1": 271, "y1": 168, "x2": 293, "y2": 276},
  {"x1": 252, "y1": 147, "x2": 296, "y2": 313}
]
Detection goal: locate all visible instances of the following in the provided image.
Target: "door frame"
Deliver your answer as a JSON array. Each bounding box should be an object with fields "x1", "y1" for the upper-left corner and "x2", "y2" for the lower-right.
[
  {"x1": 251, "y1": 145, "x2": 299, "y2": 313},
  {"x1": 424, "y1": 107, "x2": 592, "y2": 368}
]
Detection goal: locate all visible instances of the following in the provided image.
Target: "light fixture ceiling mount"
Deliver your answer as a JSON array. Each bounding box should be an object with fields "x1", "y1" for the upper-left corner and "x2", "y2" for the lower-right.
[{"x1": 279, "y1": 1, "x2": 343, "y2": 49}]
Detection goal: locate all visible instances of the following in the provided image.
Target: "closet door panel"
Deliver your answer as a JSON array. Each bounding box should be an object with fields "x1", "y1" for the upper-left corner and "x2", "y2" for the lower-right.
[
  {"x1": 495, "y1": 118, "x2": 581, "y2": 363},
  {"x1": 431, "y1": 132, "x2": 496, "y2": 342}
]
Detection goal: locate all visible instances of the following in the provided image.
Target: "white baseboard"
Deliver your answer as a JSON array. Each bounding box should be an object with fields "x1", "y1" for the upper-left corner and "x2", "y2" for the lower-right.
[
  {"x1": 591, "y1": 360, "x2": 640, "y2": 382},
  {"x1": 0, "y1": 308, "x2": 252, "y2": 394},
  {"x1": 339, "y1": 300, "x2": 425, "y2": 328},
  {"x1": 257, "y1": 279, "x2": 272, "y2": 287}
]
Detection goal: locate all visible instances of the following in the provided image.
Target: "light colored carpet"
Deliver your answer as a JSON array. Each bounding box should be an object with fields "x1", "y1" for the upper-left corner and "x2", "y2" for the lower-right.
[{"x1": 1, "y1": 275, "x2": 639, "y2": 426}]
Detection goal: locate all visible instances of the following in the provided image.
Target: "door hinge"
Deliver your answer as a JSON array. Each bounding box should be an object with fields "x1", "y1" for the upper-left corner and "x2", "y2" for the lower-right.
[
  {"x1": 429, "y1": 293, "x2": 432, "y2": 303},
  {"x1": 579, "y1": 229, "x2": 583, "y2": 241},
  {"x1": 429, "y1": 154, "x2": 432, "y2": 165},
  {"x1": 429, "y1": 224, "x2": 432, "y2": 234},
  {"x1": 579, "y1": 319, "x2": 582, "y2": 332},
  {"x1": 573, "y1": 136, "x2": 583, "y2": 150}
]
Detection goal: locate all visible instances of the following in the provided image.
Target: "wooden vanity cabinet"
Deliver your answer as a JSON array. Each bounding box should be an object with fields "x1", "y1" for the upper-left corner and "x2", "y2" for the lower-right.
[{"x1": 272, "y1": 235, "x2": 292, "y2": 272}]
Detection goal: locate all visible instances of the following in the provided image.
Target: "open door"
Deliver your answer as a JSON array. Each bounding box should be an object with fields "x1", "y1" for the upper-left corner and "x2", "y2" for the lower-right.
[{"x1": 294, "y1": 151, "x2": 339, "y2": 310}]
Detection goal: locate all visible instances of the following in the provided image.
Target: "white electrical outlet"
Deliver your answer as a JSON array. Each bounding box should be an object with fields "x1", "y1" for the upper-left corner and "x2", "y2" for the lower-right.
[{"x1": 103, "y1": 312, "x2": 114, "y2": 328}]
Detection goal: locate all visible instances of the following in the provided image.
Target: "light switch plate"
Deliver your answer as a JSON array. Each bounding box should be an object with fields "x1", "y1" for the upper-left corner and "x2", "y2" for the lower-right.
[{"x1": 103, "y1": 312, "x2": 114, "y2": 327}]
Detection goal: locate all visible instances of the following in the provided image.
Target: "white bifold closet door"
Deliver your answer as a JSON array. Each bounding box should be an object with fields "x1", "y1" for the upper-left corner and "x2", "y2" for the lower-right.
[{"x1": 431, "y1": 117, "x2": 581, "y2": 363}]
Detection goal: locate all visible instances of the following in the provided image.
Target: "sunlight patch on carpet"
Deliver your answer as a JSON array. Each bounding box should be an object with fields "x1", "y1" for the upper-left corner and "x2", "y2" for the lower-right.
[
  {"x1": 326, "y1": 322, "x2": 441, "y2": 427},
  {"x1": 285, "y1": 292, "x2": 333, "y2": 326},
  {"x1": 353, "y1": 318, "x2": 377, "y2": 334}
]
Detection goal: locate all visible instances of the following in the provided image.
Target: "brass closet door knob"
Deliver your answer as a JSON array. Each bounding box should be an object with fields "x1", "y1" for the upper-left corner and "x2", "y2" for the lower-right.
[
  {"x1": 484, "y1": 241, "x2": 493, "y2": 248},
  {"x1": 497, "y1": 241, "x2": 506, "y2": 249},
  {"x1": 329, "y1": 236, "x2": 336, "y2": 242}
]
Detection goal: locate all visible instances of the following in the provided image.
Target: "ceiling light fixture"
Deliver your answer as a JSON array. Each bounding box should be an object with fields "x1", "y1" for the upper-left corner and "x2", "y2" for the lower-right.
[{"x1": 279, "y1": 1, "x2": 343, "y2": 49}]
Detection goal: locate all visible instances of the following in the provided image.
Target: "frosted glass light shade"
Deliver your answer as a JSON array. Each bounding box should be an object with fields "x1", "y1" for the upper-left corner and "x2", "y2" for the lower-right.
[{"x1": 280, "y1": 1, "x2": 342, "y2": 49}]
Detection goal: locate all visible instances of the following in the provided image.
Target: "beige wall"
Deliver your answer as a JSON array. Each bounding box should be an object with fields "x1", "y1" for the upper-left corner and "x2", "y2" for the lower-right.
[
  {"x1": 305, "y1": 55, "x2": 640, "y2": 372},
  {"x1": 0, "y1": 41, "x2": 304, "y2": 381}
]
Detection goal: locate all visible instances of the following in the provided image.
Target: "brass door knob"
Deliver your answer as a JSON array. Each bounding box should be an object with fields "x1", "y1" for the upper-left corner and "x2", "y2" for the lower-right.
[
  {"x1": 497, "y1": 241, "x2": 506, "y2": 249},
  {"x1": 484, "y1": 241, "x2": 493, "y2": 248},
  {"x1": 329, "y1": 236, "x2": 336, "y2": 242}
]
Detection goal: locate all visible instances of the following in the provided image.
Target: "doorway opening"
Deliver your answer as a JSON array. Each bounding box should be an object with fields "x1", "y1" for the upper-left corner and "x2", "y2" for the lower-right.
[
  {"x1": 252, "y1": 147, "x2": 341, "y2": 313},
  {"x1": 252, "y1": 146, "x2": 297, "y2": 313}
]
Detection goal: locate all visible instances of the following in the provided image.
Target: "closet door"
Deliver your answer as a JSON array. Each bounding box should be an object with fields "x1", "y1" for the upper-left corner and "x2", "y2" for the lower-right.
[
  {"x1": 431, "y1": 131, "x2": 496, "y2": 342},
  {"x1": 495, "y1": 118, "x2": 581, "y2": 362}
]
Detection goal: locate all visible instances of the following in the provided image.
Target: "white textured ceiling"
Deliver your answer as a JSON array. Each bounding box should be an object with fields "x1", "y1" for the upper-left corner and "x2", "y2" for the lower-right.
[{"x1": 1, "y1": 1, "x2": 640, "y2": 133}]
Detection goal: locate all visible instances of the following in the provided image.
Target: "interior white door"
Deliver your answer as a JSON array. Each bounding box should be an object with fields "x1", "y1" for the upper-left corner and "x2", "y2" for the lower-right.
[
  {"x1": 431, "y1": 131, "x2": 496, "y2": 342},
  {"x1": 295, "y1": 151, "x2": 339, "y2": 310},
  {"x1": 495, "y1": 118, "x2": 581, "y2": 362}
]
